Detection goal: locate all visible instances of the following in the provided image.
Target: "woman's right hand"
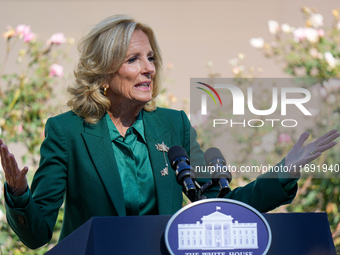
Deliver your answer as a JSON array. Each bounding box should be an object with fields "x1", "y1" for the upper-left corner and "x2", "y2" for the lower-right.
[{"x1": 0, "y1": 138, "x2": 28, "y2": 196}]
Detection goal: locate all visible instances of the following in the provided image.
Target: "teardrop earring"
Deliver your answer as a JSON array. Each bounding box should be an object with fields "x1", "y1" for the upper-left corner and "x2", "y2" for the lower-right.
[{"x1": 103, "y1": 87, "x2": 107, "y2": 96}]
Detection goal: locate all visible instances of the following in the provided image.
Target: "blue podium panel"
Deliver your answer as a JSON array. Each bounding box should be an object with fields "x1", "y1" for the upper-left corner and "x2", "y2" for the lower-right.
[
  {"x1": 265, "y1": 213, "x2": 336, "y2": 255},
  {"x1": 46, "y1": 213, "x2": 336, "y2": 255},
  {"x1": 46, "y1": 215, "x2": 171, "y2": 255}
]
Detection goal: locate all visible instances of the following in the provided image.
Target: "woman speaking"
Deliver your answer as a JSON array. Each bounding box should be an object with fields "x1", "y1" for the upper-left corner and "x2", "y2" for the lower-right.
[{"x1": 1, "y1": 14, "x2": 339, "y2": 249}]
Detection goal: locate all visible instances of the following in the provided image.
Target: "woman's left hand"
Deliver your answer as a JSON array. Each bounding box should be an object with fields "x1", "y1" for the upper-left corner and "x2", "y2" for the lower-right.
[{"x1": 285, "y1": 129, "x2": 340, "y2": 176}]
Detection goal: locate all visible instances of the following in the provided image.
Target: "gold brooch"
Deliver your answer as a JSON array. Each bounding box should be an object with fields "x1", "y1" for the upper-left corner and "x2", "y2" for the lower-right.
[{"x1": 155, "y1": 142, "x2": 169, "y2": 176}]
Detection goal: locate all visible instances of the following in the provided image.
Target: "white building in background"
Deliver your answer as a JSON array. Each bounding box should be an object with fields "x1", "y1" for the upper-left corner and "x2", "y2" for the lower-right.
[{"x1": 178, "y1": 209, "x2": 258, "y2": 250}]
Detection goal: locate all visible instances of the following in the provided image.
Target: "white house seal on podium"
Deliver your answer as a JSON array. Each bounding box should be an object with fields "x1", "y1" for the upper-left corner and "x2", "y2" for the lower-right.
[{"x1": 165, "y1": 199, "x2": 271, "y2": 255}]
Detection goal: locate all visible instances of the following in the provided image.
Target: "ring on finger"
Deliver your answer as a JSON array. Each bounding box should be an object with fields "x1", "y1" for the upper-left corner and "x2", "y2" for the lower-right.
[{"x1": 310, "y1": 149, "x2": 316, "y2": 155}]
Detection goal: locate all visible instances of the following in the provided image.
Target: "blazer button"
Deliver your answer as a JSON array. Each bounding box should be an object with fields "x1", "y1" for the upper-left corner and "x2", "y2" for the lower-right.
[{"x1": 17, "y1": 215, "x2": 25, "y2": 225}]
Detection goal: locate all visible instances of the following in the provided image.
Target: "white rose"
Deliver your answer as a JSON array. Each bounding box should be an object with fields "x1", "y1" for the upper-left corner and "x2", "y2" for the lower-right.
[
  {"x1": 281, "y1": 23, "x2": 292, "y2": 33},
  {"x1": 250, "y1": 37, "x2": 264, "y2": 49},
  {"x1": 268, "y1": 20, "x2": 280, "y2": 35},
  {"x1": 232, "y1": 67, "x2": 240, "y2": 75},
  {"x1": 309, "y1": 13, "x2": 324, "y2": 28},
  {"x1": 324, "y1": 52, "x2": 338, "y2": 68},
  {"x1": 305, "y1": 28, "x2": 319, "y2": 43}
]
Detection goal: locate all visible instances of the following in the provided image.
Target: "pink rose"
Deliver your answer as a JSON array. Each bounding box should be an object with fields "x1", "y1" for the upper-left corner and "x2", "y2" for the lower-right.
[
  {"x1": 293, "y1": 27, "x2": 306, "y2": 42},
  {"x1": 278, "y1": 134, "x2": 291, "y2": 143},
  {"x1": 49, "y1": 64, "x2": 64, "y2": 78},
  {"x1": 23, "y1": 32, "x2": 34, "y2": 42},
  {"x1": 16, "y1": 24, "x2": 31, "y2": 36},
  {"x1": 49, "y1": 33, "x2": 66, "y2": 45},
  {"x1": 17, "y1": 124, "x2": 23, "y2": 133},
  {"x1": 318, "y1": 29, "x2": 325, "y2": 37}
]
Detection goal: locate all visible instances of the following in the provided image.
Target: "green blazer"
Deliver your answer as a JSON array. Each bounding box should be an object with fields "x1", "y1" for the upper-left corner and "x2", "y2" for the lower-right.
[{"x1": 5, "y1": 108, "x2": 297, "y2": 249}]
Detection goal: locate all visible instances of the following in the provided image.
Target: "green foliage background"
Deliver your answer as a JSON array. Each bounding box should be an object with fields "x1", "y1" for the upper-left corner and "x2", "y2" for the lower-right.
[{"x1": 0, "y1": 27, "x2": 71, "y2": 254}]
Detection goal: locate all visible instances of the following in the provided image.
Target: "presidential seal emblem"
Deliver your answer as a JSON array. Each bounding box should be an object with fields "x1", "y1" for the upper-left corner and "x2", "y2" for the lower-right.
[{"x1": 165, "y1": 199, "x2": 272, "y2": 255}]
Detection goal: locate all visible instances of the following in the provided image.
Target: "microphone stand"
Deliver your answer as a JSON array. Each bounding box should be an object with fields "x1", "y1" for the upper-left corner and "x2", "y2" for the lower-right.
[
  {"x1": 194, "y1": 179, "x2": 231, "y2": 200},
  {"x1": 194, "y1": 180, "x2": 214, "y2": 200}
]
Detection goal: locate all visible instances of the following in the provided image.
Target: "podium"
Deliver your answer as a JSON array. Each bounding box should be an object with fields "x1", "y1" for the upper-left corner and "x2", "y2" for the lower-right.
[{"x1": 46, "y1": 212, "x2": 336, "y2": 255}]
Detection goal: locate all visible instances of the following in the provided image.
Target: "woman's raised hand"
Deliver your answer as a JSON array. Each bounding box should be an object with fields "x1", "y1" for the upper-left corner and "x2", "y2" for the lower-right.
[
  {"x1": 0, "y1": 139, "x2": 28, "y2": 196},
  {"x1": 285, "y1": 129, "x2": 340, "y2": 176}
]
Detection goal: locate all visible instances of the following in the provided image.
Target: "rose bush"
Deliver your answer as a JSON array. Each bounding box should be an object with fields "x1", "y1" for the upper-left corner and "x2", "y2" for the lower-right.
[
  {"x1": 246, "y1": 6, "x2": 340, "y2": 251},
  {"x1": 0, "y1": 24, "x2": 72, "y2": 254}
]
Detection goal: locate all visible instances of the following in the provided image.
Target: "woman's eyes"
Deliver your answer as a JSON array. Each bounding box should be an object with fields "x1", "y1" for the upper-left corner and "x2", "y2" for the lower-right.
[
  {"x1": 148, "y1": 56, "x2": 156, "y2": 62},
  {"x1": 127, "y1": 57, "x2": 137, "y2": 63},
  {"x1": 127, "y1": 56, "x2": 155, "y2": 63}
]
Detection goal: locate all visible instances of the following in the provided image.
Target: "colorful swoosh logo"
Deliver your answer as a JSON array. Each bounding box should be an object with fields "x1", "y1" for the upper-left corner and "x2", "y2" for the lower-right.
[{"x1": 196, "y1": 82, "x2": 222, "y2": 106}]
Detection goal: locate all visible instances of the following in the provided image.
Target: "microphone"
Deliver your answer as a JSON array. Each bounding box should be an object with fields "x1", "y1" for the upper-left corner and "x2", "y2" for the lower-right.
[
  {"x1": 168, "y1": 146, "x2": 197, "y2": 202},
  {"x1": 204, "y1": 147, "x2": 232, "y2": 198}
]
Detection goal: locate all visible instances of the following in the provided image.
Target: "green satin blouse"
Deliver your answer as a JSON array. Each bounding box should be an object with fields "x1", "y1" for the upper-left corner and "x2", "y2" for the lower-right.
[{"x1": 105, "y1": 111, "x2": 158, "y2": 215}]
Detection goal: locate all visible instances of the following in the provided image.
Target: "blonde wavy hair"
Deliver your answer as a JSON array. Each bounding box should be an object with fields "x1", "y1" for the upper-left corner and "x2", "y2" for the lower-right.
[{"x1": 67, "y1": 14, "x2": 163, "y2": 124}]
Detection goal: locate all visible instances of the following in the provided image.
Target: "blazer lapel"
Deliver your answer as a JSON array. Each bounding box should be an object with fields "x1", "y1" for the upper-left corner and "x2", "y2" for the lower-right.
[
  {"x1": 81, "y1": 116, "x2": 126, "y2": 216},
  {"x1": 143, "y1": 110, "x2": 177, "y2": 215}
]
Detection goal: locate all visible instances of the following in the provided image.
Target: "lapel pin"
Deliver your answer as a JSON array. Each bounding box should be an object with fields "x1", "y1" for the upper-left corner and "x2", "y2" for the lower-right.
[
  {"x1": 155, "y1": 142, "x2": 169, "y2": 152},
  {"x1": 155, "y1": 142, "x2": 170, "y2": 176},
  {"x1": 160, "y1": 167, "x2": 169, "y2": 176}
]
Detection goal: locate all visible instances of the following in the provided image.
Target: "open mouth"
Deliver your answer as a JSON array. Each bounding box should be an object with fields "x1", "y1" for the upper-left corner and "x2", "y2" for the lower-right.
[{"x1": 135, "y1": 82, "x2": 151, "y2": 89}]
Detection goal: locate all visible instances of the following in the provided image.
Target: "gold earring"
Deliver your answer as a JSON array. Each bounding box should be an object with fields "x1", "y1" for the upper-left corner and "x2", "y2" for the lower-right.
[{"x1": 103, "y1": 87, "x2": 107, "y2": 96}]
